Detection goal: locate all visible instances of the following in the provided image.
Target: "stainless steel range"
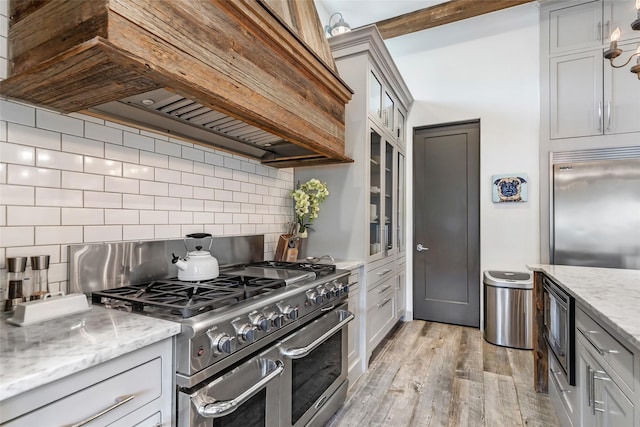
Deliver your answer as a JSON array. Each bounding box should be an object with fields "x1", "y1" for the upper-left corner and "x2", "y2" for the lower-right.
[{"x1": 70, "y1": 236, "x2": 353, "y2": 427}]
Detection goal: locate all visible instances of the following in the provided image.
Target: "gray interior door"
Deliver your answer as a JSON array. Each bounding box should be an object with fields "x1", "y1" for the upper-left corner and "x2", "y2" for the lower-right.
[{"x1": 413, "y1": 121, "x2": 480, "y2": 327}]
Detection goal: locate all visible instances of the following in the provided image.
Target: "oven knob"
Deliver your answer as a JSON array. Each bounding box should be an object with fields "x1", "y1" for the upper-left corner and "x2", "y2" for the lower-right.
[
  {"x1": 283, "y1": 306, "x2": 298, "y2": 321},
  {"x1": 212, "y1": 333, "x2": 237, "y2": 354},
  {"x1": 252, "y1": 315, "x2": 269, "y2": 331},
  {"x1": 239, "y1": 324, "x2": 258, "y2": 343},
  {"x1": 269, "y1": 313, "x2": 285, "y2": 328},
  {"x1": 307, "y1": 291, "x2": 323, "y2": 305},
  {"x1": 341, "y1": 283, "x2": 350, "y2": 295}
]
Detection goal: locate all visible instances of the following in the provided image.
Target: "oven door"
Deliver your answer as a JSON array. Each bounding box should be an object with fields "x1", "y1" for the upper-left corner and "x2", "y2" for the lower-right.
[
  {"x1": 278, "y1": 303, "x2": 354, "y2": 427},
  {"x1": 178, "y1": 349, "x2": 284, "y2": 427}
]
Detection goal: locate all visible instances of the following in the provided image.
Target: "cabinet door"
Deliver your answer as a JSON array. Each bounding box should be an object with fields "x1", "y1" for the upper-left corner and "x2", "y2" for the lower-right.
[
  {"x1": 370, "y1": 128, "x2": 383, "y2": 258},
  {"x1": 369, "y1": 71, "x2": 383, "y2": 121},
  {"x1": 594, "y1": 371, "x2": 635, "y2": 427},
  {"x1": 550, "y1": 50, "x2": 604, "y2": 139},
  {"x1": 605, "y1": 0, "x2": 640, "y2": 43},
  {"x1": 396, "y1": 263, "x2": 406, "y2": 318},
  {"x1": 604, "y1": 40, "x2": 640, "y2": 135},
  {"x1": 577, "y1": 340, "x2": 597, "y2": 427},
  {"x1": 549, "y1": 1, "x2": 603, "y2": 54}
]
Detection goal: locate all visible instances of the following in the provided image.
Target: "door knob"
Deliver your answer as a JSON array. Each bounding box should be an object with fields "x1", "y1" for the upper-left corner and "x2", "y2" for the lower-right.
[{"x1": 416, "y1": 243, "x2": 429, "y2": 252}]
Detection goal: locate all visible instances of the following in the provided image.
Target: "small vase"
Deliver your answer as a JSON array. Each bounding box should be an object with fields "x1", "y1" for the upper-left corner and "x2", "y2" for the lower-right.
[{"x1": 298, "y1": 229, "x2": 308, "y2": 238}]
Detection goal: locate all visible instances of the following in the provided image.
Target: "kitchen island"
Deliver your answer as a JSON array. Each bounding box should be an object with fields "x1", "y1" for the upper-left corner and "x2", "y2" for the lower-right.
[
  {"x1": 529, "y1": 264, "x2": 640, "y2": 427},
  {"x1": 0, "y1": 305, "x2": 180, "y2": 425}
]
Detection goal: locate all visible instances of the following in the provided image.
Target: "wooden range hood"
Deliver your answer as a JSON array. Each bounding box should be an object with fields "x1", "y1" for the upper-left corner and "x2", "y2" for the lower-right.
[{"x1": 0, "y1": 0, "x2": 354, "y2": 168}]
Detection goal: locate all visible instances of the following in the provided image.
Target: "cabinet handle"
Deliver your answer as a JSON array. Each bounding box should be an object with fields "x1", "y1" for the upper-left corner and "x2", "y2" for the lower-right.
[
  {"x1": 281, "y1": 311, "x2": 354, "y2": 358},
  {"x1": 69, "y1": 394, "x2": 135, "y2": 426},
  {"x1": 377, "y1": 268, "x2": 392, "y2": 276},
  {"x1": 597, "y1": 22, "x2": 602, "y2": 41},
  {"x1": 378, "y1": 298, "x2": 392, "y2": 308},
  {"x1": 590, "y1": 368, "x2": 596, "y2": 415},
  {"x1": 378, "y1": 285, "x2": 392, "y2": 293},
  {"x1": 577, "y1": 327, "x2": 618, "y2": 356},
  {"x1": 606, "y1": 100, "x2": 611, "y2": 131},
  {"x1": 586, "y1": 364, "x2": 593, "y2": 408},
  {"x1": 597, "y1": 101, "x2": 603, "y2": 132}
]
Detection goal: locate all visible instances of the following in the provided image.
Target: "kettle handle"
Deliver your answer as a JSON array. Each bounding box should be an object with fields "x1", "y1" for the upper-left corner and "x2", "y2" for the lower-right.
[{"x1": 184, "y1": 233, "x2": 213, "y2": 251}]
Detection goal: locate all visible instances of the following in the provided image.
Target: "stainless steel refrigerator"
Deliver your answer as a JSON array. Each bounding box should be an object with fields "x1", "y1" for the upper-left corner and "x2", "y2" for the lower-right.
[{"x1": 552, "y1": 158, "x2": 640, "y2": 270}]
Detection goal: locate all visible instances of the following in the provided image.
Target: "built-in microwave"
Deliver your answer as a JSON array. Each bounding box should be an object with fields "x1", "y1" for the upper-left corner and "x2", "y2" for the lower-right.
[{"x1": 543, "y1": 276, "x2": 575, "y2": 385}]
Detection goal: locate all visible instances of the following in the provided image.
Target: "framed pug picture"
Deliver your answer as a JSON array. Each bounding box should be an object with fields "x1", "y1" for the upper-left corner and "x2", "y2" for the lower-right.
[{"x1": 492, "y1": 174, "x2": 528, "y2": 203}]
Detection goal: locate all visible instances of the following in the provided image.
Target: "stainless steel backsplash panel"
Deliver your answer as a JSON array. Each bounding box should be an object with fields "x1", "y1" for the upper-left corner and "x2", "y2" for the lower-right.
[{"x1": 68, "y1": 235, "x2": 264, "y2": 294}]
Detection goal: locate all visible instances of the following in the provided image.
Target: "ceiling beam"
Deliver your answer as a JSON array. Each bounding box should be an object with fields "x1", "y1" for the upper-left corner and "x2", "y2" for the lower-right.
[{"x1": 373, "y1": 0, "x2": 535, "y2": 40}]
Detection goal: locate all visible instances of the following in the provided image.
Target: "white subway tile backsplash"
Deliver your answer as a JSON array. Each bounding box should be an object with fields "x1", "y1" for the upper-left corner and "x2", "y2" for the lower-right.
[
  {"x1": 182, "y1": 199, "x2": 203, "y2": 212},
  {"x1": 193, "y1": 162, "x2": 214, "y2": 177},
  {"x1": 105, "y1": 143, "x2": 139, "y2": 163},
  {"x1": 1, "y1": 100, "x2": 35, "y2": 126},
  {"x1": 224, "y1": 202, "x2": 241, "y2": 213},
  {"x1": 248, "y1": 174, "x2": 262, "y2": 185},
  {"x1": 249, "y1": 214, "x2": 263, "y2": 223},
  {"x1": 233, "y1": 213, "x2": 249, "y2": 224},
  {"x1": 124, "y1": 132, "x2": 154, "y2": 152},
  {"x1": 205, "y1": 224, "x2": 224, "y2": 236},
  {"x1": 142, "y1": 130, "x2": 168, "y2": 141},
  {"x1": 1, "y1": 184, "x2": 34, "y2": 205},
  {"x1": 155, "y1": 196, "x2": 181, "y2": 211},
  {"x1": 8, "y1": 123, "x2": 60, "y2": 150},
  {"x1": 0, "y1": 121, "x2": 6, "y2": 142},
  {"x1": 241, "y1": 182, "x2": 256, "y2": 194},
  {"x1": 84, "y1": 156, "x2": 122, "y2": 176},
  {"x1": 123, "y1": 225, "x2": 154, "y2": 241},
  {"x1": 204, "y1": 151, "x2": 224, "y2": 166},
  {"x1": 62, "y1": 171, "x2": 103, "y2": 191},
  {"x1": 1, "y1": 142, "x2": 34, "y2": 165},
  {"x1": 256, "y1": 205, "x2": 270, "y2": 214},
  {"x1": 256, "y1": 184, "x2": 269, "y2": 195},
  {"x1": 84, "y1": 225, "x2": 122, "y2": 242},
  {"x1": 123, "y1": 194, "x2": 154, "y2": 210},
  {"x1": 154, "y1": 225, "x2": 181, "y2": 239},
  {"x1": 204, "y1": 176, "x2": 224, "y2": 189},
  {"x1": 140, "y1": 210, "x2": 168, "y2": 224},
  {"x1": 169, "y1": 183, "x2": 192, "y2": 198},
  {"x1": 155, "y1": 167, "x2": 181, "y2": 183},
  {"x1": 181, "y1": 172, "x2": 203, "y2": 187},
  {"x1": 224, "y1": 157, "x2": 242, "y2": 170},
  {"x1": 241, "y1": 162, "x2": 256, "y2": 174},
  {"x1": 123, "y1": 163, "x2": 153, "y2": 180},
  {"x1": 140, "y1": 151, "x2": 168, "y2": 168},
  {"x1": 223, "y1": 224, "x2": 241, "y2": 234},
  {"x1": 105, "y1": 120, "x2": 141, "y2": 134},
  {"x1": 155, "y1": 139, "x2": 182, "y2": 157},
  {"x1": 248, "y1": 194, "x2": 262, "y2": 204},
  {"x1": 169, "y1": 157, "x2": 193, "y2": 173},
  {"x1": 214, "y1": 165, "x2": 233, "y2": 180},
  {"x1": 36, "y1": 110, "x2": 83, "y2": 136},
  {"x1": 140, "y1": 180, "x2": 168, "y2": 196},
  {"x1": 6, "y1": 245, "x2": 60, "y2": 263},
  {"x1": 215, "y1": 212, "x2": 233, "y2": 224},
  {"x1": 204, "y1": 200, "x2": 224, "y2": 212},
  {"x1": 36, "y1": 188, "x2": 82, "y2": 207},
  {"x1": 7, "y1": 206, "x2": 59, "y2": 225},
  {"x1": 182, "y1": 146, "x2": 204, "y2": 162},
  {"x1": 241, "y1": 224, "x2": 256, "y2": 234},
  {"x1": 194, "y1": 212, "x2": 214, "y2": 223},
  {"x1": 62, "y1": 208, "x2": 103, "y2": 225},
  {"x1": 0, "y1": 226, "x2": 34, "y2": 247},
  {"x1": 232, "y1": 170, "x2": 249, "y2": 183},
  {"x1": 241, "y1": 204, "x2": 256, "y2": 214},
  {"x1": 223, "y1": 179, "x2": 241, "y2": 192},
  {"x1": 0, "y1": 163, "x2": 6, "y2": 184},
  {"x1": 181, "y1": 224, "x2": 204, "y2": 236},
  {"x1": 85, "y1": 122, "x2": 123, "y2": 145},
  {"x1": 169, "y1": 211, "x2": 192, "y2": 224},
  {"x1": 62, "y1": 134, "x2": 104, "y2": 157},
  {"x1": 35, "y1": 226, "x2": 82, "y2": 245},
  {"x1": 9, "y1": 165, "x2": 60, "y2": 188},
  {"x1": 105, "y1": 209, "x2": 138, "y2": 224},
  {"x1": 105, "y1": 176, "x2": 139, "y2": 194},
  {"x1": 36, "y1": 148, "x2": 83, "y2": 171},
  {"x1": 215, "y1": 189, "x2": 233, "y2": 202},
  {"x1": 70, "y1": 112, "x2": 103, "y2": 124},
  {"x1": 84, "y1": 191, "x2": 121, "y2": 208},
  {"x1": 193, "y1": 187, "x2": 214, "y2": 200},
  {"x1": 233, "y1": 192, "x2": 249, "y2": 203}
]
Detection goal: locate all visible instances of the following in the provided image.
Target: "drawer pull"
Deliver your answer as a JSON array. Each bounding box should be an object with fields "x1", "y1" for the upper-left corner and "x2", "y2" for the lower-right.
[
  {"x1": 550, "y1": 369, "x2": 570, "y2": 394},
  {"x1": 377, "y1": 268, "x2": 392, "y2": 277},
  {"x1": 577, "y1": 326, "x2": 611, "y2": 356},
  {"x1": 378, "y1": 298, "x2": 392, "y2": 308},
  {"x1": 70, "y1": 394, "x2": 135, "y2": 426},
  {"x1": 378, "y1": 285, "x2": 392, "y2": 294}
]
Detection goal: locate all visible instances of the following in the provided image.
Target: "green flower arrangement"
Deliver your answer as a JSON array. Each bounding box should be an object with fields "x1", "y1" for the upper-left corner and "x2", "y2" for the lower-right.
[{"x1": 291, "y1": 179, "x2": 329, "y2": 233}]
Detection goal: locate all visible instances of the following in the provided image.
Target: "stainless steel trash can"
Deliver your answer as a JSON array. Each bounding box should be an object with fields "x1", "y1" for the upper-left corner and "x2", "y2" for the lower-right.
[{"x1": 483, "y1": 270, "x2": 533, "y2": 349}]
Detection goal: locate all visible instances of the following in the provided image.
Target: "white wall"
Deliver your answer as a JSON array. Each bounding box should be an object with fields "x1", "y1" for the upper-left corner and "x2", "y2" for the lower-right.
[
  {"x1": 0, "y1": 2, "x2": 293, "y2": 293},
  {"x1": 385, "y1": 4, "x2": 541, "y2": 323}
]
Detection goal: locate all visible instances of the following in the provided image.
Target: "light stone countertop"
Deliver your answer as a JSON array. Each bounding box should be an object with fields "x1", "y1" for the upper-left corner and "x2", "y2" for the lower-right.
[
  {"x1": 528, "y1": 264, "x2": 640, "y2": 350},
  {"x1": 0, "y1": 305, "x2": 181, "y2": 401},
  {"x1": 334, "y1": 260, "x2": 365, "y2": 271}
]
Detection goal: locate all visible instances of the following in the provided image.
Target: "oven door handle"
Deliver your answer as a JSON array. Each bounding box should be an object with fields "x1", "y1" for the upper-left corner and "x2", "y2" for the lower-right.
[
  {"x1": 195, "y1": 360, "x2": 284, "y2": 418},
  {"x1": 280, "y1": 310, "x2": 354, "y2": 359}
]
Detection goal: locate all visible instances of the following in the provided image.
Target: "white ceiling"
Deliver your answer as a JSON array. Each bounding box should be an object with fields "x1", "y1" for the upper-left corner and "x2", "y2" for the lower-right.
[{"x1": 316, "y1": 0, "x2": 447, "y2": 29}]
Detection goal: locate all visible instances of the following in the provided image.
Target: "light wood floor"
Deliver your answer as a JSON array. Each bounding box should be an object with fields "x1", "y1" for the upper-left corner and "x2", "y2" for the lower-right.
[{"x1": 328, "y1": 320, "x2": 559, "y2": 427}]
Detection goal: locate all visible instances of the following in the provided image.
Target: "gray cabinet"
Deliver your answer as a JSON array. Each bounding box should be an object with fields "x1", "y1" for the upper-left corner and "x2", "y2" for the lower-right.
[
  {"x1": 574, "y1": 305, "x2": 636, "y2": 427},
  {"x1": 0, "y1": 339, "x2": 174, "y2": 426},
  {"x1": 347, "y1": 268, "x2": 363, "y2": 386},
  {"x1": 545, "y1": 0, "x2": 640, "y2": 140}
]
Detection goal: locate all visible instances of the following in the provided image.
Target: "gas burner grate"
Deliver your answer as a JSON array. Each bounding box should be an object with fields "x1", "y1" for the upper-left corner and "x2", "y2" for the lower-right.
[{"x1": 91, "y1": 274, "x2": 287, "y2": 318}]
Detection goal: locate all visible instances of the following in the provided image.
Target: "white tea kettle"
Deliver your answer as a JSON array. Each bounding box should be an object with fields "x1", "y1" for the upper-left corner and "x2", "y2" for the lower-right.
[{"x1": 171, "y1": 233, "x2": 219, "y2": 281}]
